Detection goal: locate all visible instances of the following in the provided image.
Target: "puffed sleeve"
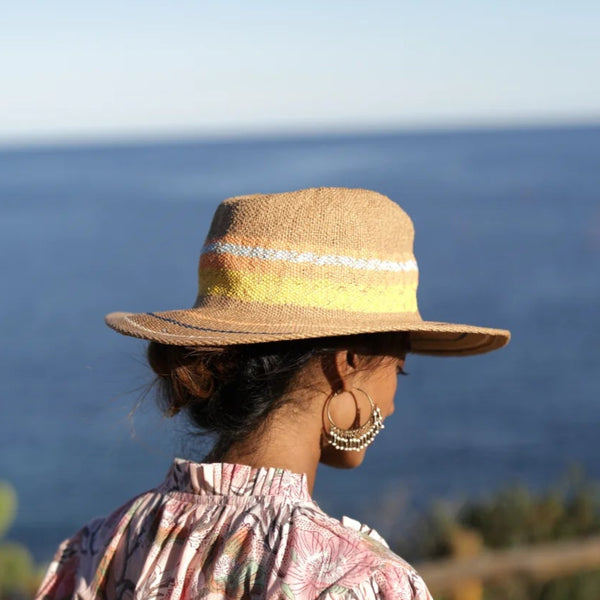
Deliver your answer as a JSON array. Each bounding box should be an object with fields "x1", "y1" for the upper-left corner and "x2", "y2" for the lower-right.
[
  {"x1": 335, "y1": 516, "x2": 434, "y2": 599},
  {"x1": 35, "y1": 515, "x2": 109, "y2": 600},
  {"x1": 376, "y1": 567, "x2": 433, "y2": 600},
  {"x1": 317, "y1": 567, "x2": 433, "y2": 599},
  {"x1": 35, "y1": 533, "x2": 82, "y2": 600}
]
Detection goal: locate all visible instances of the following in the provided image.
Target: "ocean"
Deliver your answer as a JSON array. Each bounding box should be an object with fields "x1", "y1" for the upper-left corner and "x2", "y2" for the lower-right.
[{"x1": 1, "y1": 125, "x2": 599, "y2": 561}]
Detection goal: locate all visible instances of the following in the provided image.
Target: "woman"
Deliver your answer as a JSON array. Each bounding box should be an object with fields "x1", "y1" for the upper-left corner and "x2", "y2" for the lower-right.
[{"x1": 36, "y1": 187, "x2": 509, "y2": 599}]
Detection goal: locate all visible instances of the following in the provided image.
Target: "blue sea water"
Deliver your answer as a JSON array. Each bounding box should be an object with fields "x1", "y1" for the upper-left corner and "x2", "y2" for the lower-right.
[{"x1": 1, "y1": 126, "x2": 599, "y2": 561}]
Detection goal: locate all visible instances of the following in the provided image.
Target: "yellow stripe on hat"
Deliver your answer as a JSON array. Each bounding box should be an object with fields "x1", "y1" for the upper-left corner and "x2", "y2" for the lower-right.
[{"x1": 199, "y1": 269, "x2": 418, "y2": 313}]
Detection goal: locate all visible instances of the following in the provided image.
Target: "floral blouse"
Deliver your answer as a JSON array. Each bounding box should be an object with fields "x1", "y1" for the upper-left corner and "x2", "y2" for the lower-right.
[{"x1": 36, "y1": 459, "x2": 432, "y2": 599}]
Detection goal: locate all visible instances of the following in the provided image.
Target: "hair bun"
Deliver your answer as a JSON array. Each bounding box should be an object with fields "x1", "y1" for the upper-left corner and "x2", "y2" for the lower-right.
[{"x1": 147, "y1": 343, "x2": 216, "y2": 415}]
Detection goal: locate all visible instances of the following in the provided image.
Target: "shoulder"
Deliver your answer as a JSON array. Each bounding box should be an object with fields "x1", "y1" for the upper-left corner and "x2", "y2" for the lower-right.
[
  {"x1": 286, "y1": 507, "x2": 432, "y2": 599},
  {"x1": 338, "y1": 515, "x2": 432, "y2": 599},
  {"x1": 35, "y1": 489, "x2": 161, "y2": 599},
  {"x1": 35, "y1": 516, "x2": 105, "y2": 599}
]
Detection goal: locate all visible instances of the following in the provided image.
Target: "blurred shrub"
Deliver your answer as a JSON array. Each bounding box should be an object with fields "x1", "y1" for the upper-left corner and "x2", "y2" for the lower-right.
[
  {"x1": 461, "y1": 467, "x2": 600, "y2": 549},
  {"x1": 0, "y1": 483, "x2": 17, "y2": 540},
  {"x1": 394, "y1": 466, "x2": 600, "y2": 560},
  {"x1": 391, "y1": 467, "x2": 600, "y2": 600},
  {"x1": 0, "y1": 482, "x2": 44, "y2": 599}
]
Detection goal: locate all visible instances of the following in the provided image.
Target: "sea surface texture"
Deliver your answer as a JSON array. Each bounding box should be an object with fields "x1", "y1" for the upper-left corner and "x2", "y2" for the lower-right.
[{"x1": 1, "y1": 126, "x2": 599, "y2": 561}]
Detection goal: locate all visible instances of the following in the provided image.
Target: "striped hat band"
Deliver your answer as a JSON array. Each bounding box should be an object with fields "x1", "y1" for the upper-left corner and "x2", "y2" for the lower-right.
[{"x1": 197, "y1": 239, "x2": 419, "y2": 315}]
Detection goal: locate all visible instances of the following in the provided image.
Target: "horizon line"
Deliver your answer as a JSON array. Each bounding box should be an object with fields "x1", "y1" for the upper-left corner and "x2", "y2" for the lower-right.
[{"x1": 1, "y1": 117, "x2": 599, "y2": 153}]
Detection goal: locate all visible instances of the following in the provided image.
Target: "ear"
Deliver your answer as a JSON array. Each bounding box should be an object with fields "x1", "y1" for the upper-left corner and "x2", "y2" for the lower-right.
[
  {"x1": 319, "y1": 350, "x2": 357, "y2": 393},
  {"x1": 334, "y1": 350, "x2": 357, "y2": 391},
  {"x1": 346, "y1": 350, "x2": 358, "y2": 369}
]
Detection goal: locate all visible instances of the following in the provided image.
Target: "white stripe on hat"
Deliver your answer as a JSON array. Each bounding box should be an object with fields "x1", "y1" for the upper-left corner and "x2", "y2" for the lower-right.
[{"x1": 202, "y1": 241, "x2": 418, "y2": 273}]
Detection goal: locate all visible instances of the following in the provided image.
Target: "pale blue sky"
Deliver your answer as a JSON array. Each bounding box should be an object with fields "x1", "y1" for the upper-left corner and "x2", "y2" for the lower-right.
[{"x1": 1, "y1": 1, "x2": 599, "y2": 144}]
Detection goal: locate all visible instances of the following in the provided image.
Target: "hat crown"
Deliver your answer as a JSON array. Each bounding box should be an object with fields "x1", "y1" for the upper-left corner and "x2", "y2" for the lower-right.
[
  {"x1": 196, "y1": 188, "x2": 420, "y2": 316},
  {"x1": 205, "y1": 187, "x2": 415, "y2": 259}
]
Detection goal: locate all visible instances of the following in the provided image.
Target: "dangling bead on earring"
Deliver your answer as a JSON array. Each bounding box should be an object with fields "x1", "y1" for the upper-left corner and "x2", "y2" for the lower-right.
[{"x1": 325, "y1": 387, "x2": 384, "y2": 452}]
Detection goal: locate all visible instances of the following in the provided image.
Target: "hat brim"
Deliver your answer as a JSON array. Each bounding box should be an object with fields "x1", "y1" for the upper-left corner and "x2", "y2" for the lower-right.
[{"x1": 105, "y1": 307, "x2": 509, "y2": 357}]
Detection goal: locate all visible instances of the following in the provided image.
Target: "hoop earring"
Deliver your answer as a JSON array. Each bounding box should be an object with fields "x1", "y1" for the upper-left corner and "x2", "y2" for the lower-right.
[{"x1": 325, "y1": 388, "x2": 384, "y2": 452}]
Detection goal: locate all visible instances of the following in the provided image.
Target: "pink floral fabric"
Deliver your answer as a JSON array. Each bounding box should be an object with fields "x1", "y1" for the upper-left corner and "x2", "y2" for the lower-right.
[{"x1": 36, "y1": 459, "x2": 432, "y2": 599}]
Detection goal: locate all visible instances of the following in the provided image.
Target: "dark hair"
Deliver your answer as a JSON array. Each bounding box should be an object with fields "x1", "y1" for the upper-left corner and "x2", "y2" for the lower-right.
[{"x1": 147, "y1": 332, "x2": 410, "y2": 460}]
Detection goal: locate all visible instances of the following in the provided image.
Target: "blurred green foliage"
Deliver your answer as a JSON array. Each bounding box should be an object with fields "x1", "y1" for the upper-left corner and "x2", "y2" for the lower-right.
[
  {"x1": 462, "y1": 467, "x2": 600, "y2": 549},
  {"x1": 0, "y1": 484, "x2": 17, "y2": 540},
  {"x1": 0, "y1": 482, "x2": 44, "y2": 599},
  {"x1": 392, "y1": 467, "x2": 600, "y2": 600}
]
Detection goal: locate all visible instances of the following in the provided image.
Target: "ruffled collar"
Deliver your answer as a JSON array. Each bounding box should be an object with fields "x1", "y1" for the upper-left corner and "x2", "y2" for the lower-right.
[{"x1": 162, "y1": 458, "x2": 312, "y2": 503}]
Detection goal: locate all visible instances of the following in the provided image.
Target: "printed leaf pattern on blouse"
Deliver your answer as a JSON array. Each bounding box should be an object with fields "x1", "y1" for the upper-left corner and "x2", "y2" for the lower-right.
[{"x1": 36, "y1": 460, "x2": 432, "y2": 600}]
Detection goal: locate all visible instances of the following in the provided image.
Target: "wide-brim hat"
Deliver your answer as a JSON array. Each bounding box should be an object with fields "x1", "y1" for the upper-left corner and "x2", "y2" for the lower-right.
[{"x1": 106, "y1": 188, "x2": 510, "y2": 356}]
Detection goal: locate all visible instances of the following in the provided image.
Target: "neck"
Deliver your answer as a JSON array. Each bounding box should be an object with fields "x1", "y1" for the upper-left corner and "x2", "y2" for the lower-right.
[{"x1": 220, "y1": 407, "x2": 323, "y2": 495}]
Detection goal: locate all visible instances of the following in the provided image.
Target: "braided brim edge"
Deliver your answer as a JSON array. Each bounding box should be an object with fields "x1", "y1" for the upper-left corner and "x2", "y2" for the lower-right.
[{"x1": 105, "y1": 309, "x2": 510, "y2": 357}]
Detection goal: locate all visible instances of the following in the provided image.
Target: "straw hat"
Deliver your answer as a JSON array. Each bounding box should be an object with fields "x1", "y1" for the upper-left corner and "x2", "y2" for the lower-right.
[{"x1": 106, "y1": 187, "x2": 510, "y2": 356}]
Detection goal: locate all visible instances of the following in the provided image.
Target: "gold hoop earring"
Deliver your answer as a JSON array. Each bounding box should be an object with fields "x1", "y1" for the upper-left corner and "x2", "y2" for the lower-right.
[{"x1": 325, "y1": 388, "x2": 384, "y2": 452}]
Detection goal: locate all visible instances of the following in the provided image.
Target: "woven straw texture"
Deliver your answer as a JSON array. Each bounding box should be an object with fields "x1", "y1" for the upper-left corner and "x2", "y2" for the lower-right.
[{"x1": 105, "y1": 187, "x2": 510, "y2": 356}]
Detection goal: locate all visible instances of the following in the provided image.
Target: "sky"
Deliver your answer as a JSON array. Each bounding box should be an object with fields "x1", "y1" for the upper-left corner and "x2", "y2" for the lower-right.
[{"x1": 1, "y1": 1, "x2": 599, "y2": 145}]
